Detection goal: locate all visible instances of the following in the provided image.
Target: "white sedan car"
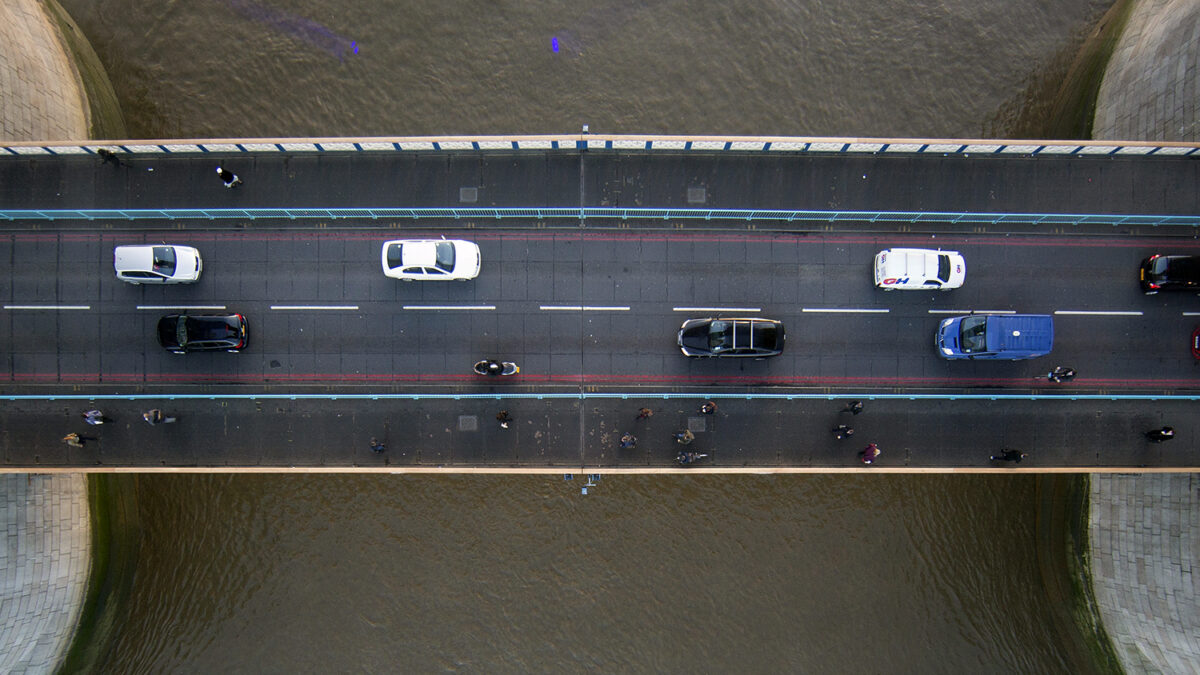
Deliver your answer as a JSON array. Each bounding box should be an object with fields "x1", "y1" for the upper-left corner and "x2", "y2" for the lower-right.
[
  {"x1": 381, "y1": 239, "x2": 481, "y2": 281},
  {"x1": 874, "y1": 248, "x2": 965, "y2": 290},
  {"x1": 114, "y1": 245, "x2": 203, "y2": 284}
]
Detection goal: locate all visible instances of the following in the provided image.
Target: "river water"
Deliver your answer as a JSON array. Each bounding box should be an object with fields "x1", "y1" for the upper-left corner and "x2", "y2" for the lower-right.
[{"x1": 57, "y1": 0, "x2": 1114, "y2": 671}]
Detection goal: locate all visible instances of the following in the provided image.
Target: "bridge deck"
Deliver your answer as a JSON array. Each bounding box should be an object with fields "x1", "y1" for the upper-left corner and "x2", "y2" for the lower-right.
[{"x1": 1, "y1": 142, "x2": 1197, "y2": 471}]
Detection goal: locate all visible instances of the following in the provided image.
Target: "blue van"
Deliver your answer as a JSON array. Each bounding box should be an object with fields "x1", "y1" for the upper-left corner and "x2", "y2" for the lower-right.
[{"x1": 936, "y1": 314, "x2": 1053, "y2": 360}]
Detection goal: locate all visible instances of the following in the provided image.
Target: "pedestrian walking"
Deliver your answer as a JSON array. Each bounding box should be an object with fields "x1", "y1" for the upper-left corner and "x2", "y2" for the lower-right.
[
  {"x1": 841, "y1": 401, "x2": 864, "y2": 415},
  {"x1": 63, "y1": 433, "x2": 84, "y2": 448},
  {"x1": 637, "y1": 407, "x2": 654, "y2": 420},
  {"x1": 990, "y1": 449, "x2": 1027, "y2": 463},
  {"x1": 674, "y1": 429, "x2": 695, "y2": 445},
  {"x1": 700, "y1": 401, "x2": 718, "y2": 415},
  {"x1": 96, "y1": 148, "x2": 122, "y2": 166},
  {"x1": 858, "y1": 443, "x2": 880, "y2": 464},
  {"x1": 831, "y1": 424, "x2": 854, "y2": 440},
  {"x1": 369, "y1": 437, "x2": 386, "y2": 453},
  {"x1": 82, "y1": 410, "x2": 106, "y2": 425},
  {"x1": 1047, "y1": 366, "x2": 1076, "y2": 383},
  {"x1": 216, "y1": 166, "x2": 243, "y2": 188},
  {"x1": 619, "y1": 433, "x2": 637, "y2": 449},
  {"x1": 1145, "y1": 426, "x2": 1175, "y2": 442},
  {"x1": 142, "y1": 409, "x2": 177, "y2": 425},
  {"x1": 496, "y1": 410, "x2": 513, "y2": 429}
]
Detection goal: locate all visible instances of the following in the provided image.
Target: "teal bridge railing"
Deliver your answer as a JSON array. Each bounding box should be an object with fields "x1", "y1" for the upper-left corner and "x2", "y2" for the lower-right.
[{"x1": 1, "y1": 207, "x2": 1198, "y2": 226}]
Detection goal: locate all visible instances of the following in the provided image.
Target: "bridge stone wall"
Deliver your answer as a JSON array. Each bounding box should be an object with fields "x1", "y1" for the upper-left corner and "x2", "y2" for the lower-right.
[
  {"x1": 0, "y1": 474, "x2": 91, "y2": 674},
  {"x1": 1093, "y1": 0, "x2": 1200, "y2": 143},
  {"x1": 1088, "y1": 475, "x2": 1200, "y2": 673},
  {"x1": 1087, "y1": 0, "x2": 1200, "y2": 672}
]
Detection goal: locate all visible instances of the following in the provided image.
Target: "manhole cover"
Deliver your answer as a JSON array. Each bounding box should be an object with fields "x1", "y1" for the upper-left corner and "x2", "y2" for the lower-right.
[
  {"x1": 459, "y1": 186, "x2": 478, "y2": 203},
  {"x1": 687, "y1": 186, "x2": 706, "y2": 204},
  {"x1": 458, "y1": 415, "x2": 478, "y2": 431}
]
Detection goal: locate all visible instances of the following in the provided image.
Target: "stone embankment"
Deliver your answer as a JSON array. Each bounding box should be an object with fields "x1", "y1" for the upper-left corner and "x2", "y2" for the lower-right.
[
  {"x1": 1, "y1": 0, "x2": 100, "y2": 672},
  {"x1": 0, "y1": 475, "x2": 91, "y2": 674},
  {"x1": 1089, "y1": 1, "x2": 1200, "y2": 672}
]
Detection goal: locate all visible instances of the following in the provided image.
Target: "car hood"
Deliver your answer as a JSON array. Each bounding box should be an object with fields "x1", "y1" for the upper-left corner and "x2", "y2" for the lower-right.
[
  {"x1": 678, "y1": 321, "x2": 711, "y2": 351},
  {"x1": 173, "y1": 247, "x2": 201, "y2": 278}
]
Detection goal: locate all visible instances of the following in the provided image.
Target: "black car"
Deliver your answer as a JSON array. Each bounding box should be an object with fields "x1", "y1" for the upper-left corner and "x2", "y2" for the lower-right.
[
  {"x1": 157, "y1": 314, "x2": 248, "y2": 353},
  {"x1": 678, "y1": 317, "x2": 785, "y2": 357},
  {"x1": 1140, "y1": 255, "x2": 1200, "y2": 294}
]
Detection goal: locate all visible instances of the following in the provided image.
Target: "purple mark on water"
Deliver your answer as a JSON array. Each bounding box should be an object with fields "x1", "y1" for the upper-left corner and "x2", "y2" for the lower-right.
[{"x1": 223, "y1": 0, "x2": 358, "y2": 61}]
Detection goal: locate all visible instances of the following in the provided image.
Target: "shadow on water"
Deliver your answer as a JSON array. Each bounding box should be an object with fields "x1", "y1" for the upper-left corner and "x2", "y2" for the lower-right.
[
  {"x1": 986, "y1": 0, "x2": 1135, "y2": 139},
  {"x1": 1035, "y1": 474, "x2": 1123, "y2": 674},
  {"x1": 58, "y1": 475, "x2": 142, "y2": 675}
]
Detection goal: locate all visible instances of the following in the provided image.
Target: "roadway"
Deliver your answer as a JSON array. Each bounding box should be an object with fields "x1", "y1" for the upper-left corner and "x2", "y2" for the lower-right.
[{"x1": 0, "y1": 228, "x2": 1198, "y2": 388}]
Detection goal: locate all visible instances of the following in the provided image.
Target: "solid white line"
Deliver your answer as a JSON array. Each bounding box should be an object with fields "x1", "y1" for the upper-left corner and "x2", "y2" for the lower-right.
[
  {"x1": 271, "y1": 305, "x2": 360, "y2": 310},
  {"x1": 1183, "y1": 312, "x2": 1200, "y2": 316},
  {"x1": 1054, "y1": 310, "x2": 1143, "y2": 316},
  {"x1": 801, "y1": 308, "x2": 889, "y2": 314},
  {"x1": 402, "y1": 305, "x2": 495, "y2": 311},
  {"x1": 928, "y1": 309, "x2": 1017, "y2": 315},
  {"x1": 3, "y1": 305, "x2": 90, "y2": 310},
  {"x1": 540, "y1": 305, "x2": 631, "y2": 311},
  {"x1": 137, "y1": 305, "x2": 227, "y2": 310},
  {"x1": 673, "y1": 307, "x2": 761, "y2": 313}
]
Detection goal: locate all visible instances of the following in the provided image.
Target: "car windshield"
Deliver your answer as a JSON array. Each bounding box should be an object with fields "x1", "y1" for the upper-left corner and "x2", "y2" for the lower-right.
[
  {"x1": 958, "y1": 316, "x2": 988, "y2": 353},
  {"x1": 152, "y1": 246, "x2": 177, "y2": 275},
  {"x1": 1151, "y1": 256, "x2": 1169, "y2": 274},
  {"x1": 936, "y1": 254, "x2": 951, "y2": 283},
  {"x1": 708, "y1": 321, "x2": 734, "y2": 352},
  {"x1": 174, "y1": 316, "x2": 189, "y2": 346},
  {"x1": 433, "y1": 241, "x2": 456, "y2": 272}
]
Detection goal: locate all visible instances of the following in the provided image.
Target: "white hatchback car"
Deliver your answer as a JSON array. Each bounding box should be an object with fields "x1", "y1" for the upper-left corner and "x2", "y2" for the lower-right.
[
  {"x1": 381, "y1": 239, "x2": 481, "y2": 281},
  {"x1": 114, "y1": 245, "x2": 203, "y2": 284},
  {"x1": 874, "y1": 248, "x2": 965, "y2": 290}
]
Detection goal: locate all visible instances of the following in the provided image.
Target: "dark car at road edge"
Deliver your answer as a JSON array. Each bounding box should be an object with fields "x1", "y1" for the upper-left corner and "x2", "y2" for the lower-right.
[
  {"x1": 157, "y1": 314, "x2": 248, "y2": 353},
  {"x1": 678, "y1": 317, "x2": 785, "y2": 358}
]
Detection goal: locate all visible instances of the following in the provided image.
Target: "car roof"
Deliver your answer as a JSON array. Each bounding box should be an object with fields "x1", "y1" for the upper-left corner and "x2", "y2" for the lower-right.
[
  {"x1": 398, "y1": 241, "x2": 440, "y2": 268},
  {"x1": 114, "y1": 245, "x2": 157, "y2": 271}
]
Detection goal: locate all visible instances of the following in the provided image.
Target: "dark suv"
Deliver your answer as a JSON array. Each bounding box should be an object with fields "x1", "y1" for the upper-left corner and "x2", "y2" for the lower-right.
[
  {"x1": 1140, "y1": 255, "x2": 1200, "y2": 294},
  {"x1": 157, "y1": 314, "x2": 248, "y2": 353}
]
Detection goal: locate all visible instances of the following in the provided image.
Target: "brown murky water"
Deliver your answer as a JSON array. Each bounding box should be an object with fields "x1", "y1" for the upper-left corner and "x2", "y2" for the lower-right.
[
  {"x1": 57, "y1": 0, "x2": 1114, "y2": 670},
  {"x1": 95, "y1": 474, "x2": 1079, "y2": 672}
]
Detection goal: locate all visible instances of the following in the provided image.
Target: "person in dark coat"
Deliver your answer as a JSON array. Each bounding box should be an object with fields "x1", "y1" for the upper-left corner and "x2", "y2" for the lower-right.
[{"x1": 216, "y1": 166, "x2": 243, "y2": 188}]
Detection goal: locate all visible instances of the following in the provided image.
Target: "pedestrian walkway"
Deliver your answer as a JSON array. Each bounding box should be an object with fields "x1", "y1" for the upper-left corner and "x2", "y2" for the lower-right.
[
  {"x1": 0, "y1": 0, "x2": 88, "y2": 142},
  {"x1": 0, "y1": 474, "x2": 91, "y2": 674},
  {"x1": 0, "y1": 394, "x2": 1195, "y2": 471}
]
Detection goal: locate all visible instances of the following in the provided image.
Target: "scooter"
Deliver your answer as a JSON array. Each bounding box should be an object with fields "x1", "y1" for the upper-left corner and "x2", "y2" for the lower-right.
[{"x1": 474, "y1": 359, "x2": 520, "y2": 376}]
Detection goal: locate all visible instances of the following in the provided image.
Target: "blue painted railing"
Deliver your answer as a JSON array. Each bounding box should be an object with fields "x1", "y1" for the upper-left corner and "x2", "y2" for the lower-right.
[{"x1": 1, "y1": 207, "x2": 1196, "y2": 227}]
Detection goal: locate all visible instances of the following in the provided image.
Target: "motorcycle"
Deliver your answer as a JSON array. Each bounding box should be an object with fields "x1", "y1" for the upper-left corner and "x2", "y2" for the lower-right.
[
  {"x1": 676, "y1": 451, "x2": 708, "y2": 465},
  {"x1": 1045, "y1": 366, "x2": 1076, "y2": 383},
  {"x1": 474, "y1": 359, "x2": 520, "y2": 376}
]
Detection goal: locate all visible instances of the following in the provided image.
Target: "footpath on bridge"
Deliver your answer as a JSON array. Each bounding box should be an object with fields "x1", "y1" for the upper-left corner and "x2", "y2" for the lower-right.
[{"x1": 1, "y1": 389, "x2": 1195, "y2": 472}]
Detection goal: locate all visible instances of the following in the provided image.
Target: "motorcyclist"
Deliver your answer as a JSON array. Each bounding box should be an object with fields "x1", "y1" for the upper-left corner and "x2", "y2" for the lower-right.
[{"x1": 1047, "y1": 366, "x2": 1076, "y2": 383}]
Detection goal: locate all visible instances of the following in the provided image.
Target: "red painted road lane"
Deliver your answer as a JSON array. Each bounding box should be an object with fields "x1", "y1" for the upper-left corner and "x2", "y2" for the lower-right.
[{"x1": 14, "y1": 229, "x2": 1200, "y2": 250}]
